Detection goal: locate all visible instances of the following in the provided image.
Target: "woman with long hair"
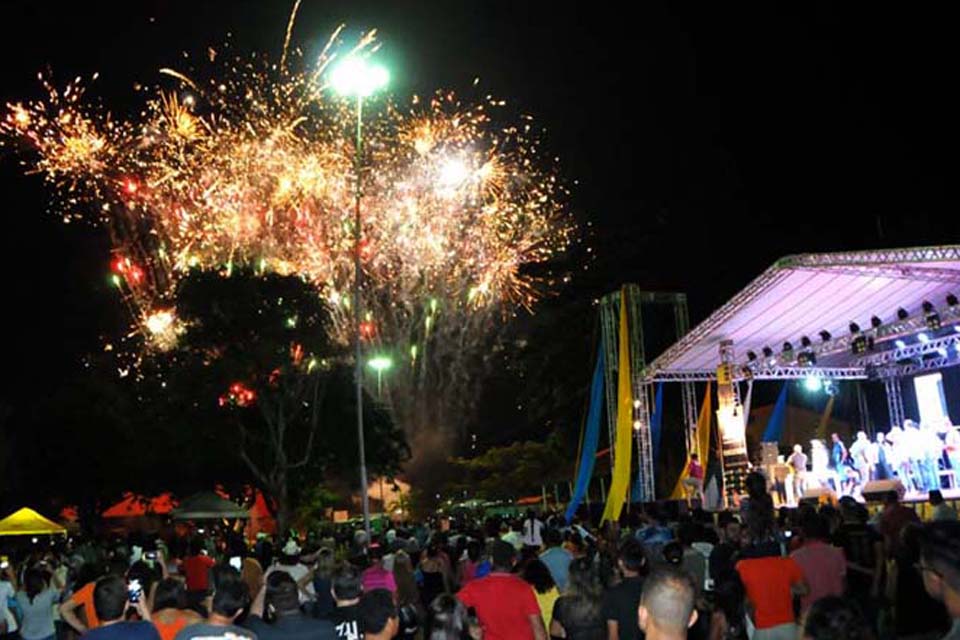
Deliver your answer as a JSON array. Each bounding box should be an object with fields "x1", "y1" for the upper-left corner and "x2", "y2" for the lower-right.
[
  {"x1": 522, "y1": 559, "x2": 559, "y2": 633},
  {"x1": 550, "y1": 557, "x2": 605, "y2": 640},
  {"x1": 393, "y1": 551, "x2": 424, "y2": 640},
  {"x1": 15, "y1": 566, "x2": 64, "y2": 640},
  {"x1": 420, "y1": 543, "x2": 450, "y2": 609}
]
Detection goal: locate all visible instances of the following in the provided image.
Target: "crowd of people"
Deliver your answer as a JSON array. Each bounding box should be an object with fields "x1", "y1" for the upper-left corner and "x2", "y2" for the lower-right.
[
  {"x1": 2, "y1": 477, "x2": 960, "y2": 640},
  {"x1": 782, "y1": 419, "x2": 960, "y2": 501}
]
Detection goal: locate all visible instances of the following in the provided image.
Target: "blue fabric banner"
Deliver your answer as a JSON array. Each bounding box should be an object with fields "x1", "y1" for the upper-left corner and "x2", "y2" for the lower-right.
[
  {"x1": 651, "y1": 383, "x2": 664, "y2": 460},
  {"x1": 762, "y1": 383, "x2": 789, "y2": 442},
  {"x1": 565, "y1": 346, "x2": 605, "y2": 523}
]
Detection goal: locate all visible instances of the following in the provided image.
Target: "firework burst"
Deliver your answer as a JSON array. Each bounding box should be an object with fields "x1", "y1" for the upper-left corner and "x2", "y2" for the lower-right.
[{"x1": 2, "y1": 19, "x2": 573, "y2": 448}]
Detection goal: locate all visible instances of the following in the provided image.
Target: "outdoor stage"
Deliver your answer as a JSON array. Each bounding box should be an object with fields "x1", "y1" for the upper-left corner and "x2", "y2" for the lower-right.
[{"x1": 638, "y1": 245, "x2": 960, "y2": 506}]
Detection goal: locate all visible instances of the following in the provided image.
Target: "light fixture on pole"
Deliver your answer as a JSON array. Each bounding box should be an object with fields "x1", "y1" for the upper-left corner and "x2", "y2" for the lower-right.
[
  {"x1": 330, "y1": 54, "x2": 389, "y2": 541},
  {"x1": 367, "y1": 355, "x2": 393, "y2": 399}
]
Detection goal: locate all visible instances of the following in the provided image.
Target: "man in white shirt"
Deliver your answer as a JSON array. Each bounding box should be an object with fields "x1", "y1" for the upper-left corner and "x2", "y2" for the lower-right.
[{"x1": 520, "y1": 510, "x2": 544, "y2": 550}]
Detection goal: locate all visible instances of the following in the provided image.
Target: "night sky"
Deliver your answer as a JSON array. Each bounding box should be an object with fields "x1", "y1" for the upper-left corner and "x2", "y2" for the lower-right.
[{"x1": 2, "y1": 2, "x2": 959, "y2": 452}]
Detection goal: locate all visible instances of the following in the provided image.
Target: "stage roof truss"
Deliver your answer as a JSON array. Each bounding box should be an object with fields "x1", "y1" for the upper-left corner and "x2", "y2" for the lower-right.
[{"x1": 646, "y1": 245, "x2": 960, "y2": 380}]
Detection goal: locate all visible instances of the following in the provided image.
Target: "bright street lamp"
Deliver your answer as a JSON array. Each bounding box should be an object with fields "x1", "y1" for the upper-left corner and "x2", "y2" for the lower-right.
[
  {"x1": 368, "y1": 356, "x2": 393, "y2": 398},
  {"x1": 330, "y1": 54, "x2": 389, "y2": 541}
]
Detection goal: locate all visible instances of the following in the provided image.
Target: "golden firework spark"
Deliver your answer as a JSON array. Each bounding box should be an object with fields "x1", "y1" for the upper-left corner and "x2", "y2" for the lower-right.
[{"x1": 1, "y1": 24, "x2": 573, "y2": 363}]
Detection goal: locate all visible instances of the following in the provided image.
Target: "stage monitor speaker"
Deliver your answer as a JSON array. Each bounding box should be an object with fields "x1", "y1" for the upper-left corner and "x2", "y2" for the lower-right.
[
  {"x1": 800, "y1": 486, "x2": 836, "y2": 506},
  {"x1": 862, "y1": 479, "x2": 905, "y2": 502}
]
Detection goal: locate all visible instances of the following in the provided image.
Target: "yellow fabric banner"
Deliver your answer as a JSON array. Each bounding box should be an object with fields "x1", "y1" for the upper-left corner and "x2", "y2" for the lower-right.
[
  {"x1": 670, "y1": 382, "x2": 712, "y2": 500},
  {"x1": 601, "y1": 291, "x2": 633, "y2": 523}
]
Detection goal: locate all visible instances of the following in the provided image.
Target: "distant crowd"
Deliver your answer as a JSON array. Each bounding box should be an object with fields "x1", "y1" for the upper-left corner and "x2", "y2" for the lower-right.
[{"x1": 3, "y1": 473, "x2": 960, "y2": 640}]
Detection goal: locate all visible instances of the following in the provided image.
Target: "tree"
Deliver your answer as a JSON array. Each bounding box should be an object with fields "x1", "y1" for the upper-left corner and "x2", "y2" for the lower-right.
[
  {"x1": 169, "y1": 268, "x2": 408, "y2": 533},
  {"x1": 446, "y1": 434, "x2": 572, "y2": 502}
]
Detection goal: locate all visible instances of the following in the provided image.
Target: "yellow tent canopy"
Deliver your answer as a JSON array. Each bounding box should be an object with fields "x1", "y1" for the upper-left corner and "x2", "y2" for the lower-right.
[{"x1": 0, "y1": 507, "x2": 67, "y2": 536}]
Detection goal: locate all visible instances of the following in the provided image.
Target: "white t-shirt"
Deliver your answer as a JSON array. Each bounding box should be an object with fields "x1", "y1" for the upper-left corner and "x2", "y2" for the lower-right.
[
  {"x1": 265, "y1": 562, "x2": 313, "y2": 603},
  {"x1": 0, "y1": 580, "x2": 16, "y2": 632},
  {"x1": 521, "y1": 519, "x2": 544, "y2": 547}
]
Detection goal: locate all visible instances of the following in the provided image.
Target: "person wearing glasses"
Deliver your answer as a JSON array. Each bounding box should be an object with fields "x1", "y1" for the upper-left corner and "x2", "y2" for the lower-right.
[{"x1": 919, "y1": 522, "x2": 960, "y2": 640}]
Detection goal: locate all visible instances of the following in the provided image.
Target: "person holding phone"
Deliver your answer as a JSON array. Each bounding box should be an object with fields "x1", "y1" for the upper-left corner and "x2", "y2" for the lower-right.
[
  {"x1": 15, "y1": 566, "x2": 64, "y2": 640},
  {"x1": 81, "y1": 575, "x2": 160, "y2": 639}
]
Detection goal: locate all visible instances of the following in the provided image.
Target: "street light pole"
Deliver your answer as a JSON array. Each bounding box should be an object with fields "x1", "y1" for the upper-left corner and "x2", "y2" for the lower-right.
[
  {"x1": 330, "y1": 56, "x2": 388, "y2": 543},
  {"x1": 353, "y1": 93, "x2": 371, "y2": 540}
]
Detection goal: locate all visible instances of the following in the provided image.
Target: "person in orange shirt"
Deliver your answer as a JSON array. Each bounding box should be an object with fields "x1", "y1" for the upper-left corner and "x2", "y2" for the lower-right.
[{"x1": 736, "y1": 542, "x2": 808, "y2": 640}]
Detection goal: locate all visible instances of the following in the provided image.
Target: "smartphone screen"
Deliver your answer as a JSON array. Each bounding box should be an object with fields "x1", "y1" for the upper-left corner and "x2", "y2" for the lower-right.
[
  {"x1": 128, "y1": 579, "x2": 143, "y2": 603},
  {"x1": 229, "y1": 556, "x2": 242, "y2": 570}
]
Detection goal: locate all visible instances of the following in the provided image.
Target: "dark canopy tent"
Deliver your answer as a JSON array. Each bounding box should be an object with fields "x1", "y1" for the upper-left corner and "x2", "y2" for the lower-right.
[{"x1": 171, "y1": 492, "x2": 249, "y2": 521}]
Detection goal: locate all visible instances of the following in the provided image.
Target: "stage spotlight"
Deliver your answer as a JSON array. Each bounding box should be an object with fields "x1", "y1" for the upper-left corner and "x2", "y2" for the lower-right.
[
  {"x1": 798, "y1": 351, "x2": 817, "y2": 366},
  {"x1": 746, "y1": 350, "x2": 757, "y2": 362},
  {"x1": 824, "y1": 380, "x2": 837, "y2": 396},
  {"x1": 895, "y1": 339, "x2": 907, "y2": 349},
  {"x1": 819, "y1": 330, "x2": 832, "y2": 342},
  {"x1": 782, "y1": 342, "x2": 794, "y2": 360},
  {"x1": 948, "y1": 294, "x2": 959, "y2": 307},
  {"x1": 852, "y1": 334, "x2": 872, "y2": 355},
  {"x1": 870, "y1": 316, "x2": 883, "y2": 329},
  {"x1": 849, "y1": 322, "x2": 861, "y2": 335},
  {"x1": 897, "y1": 308, "x2": 910, "y2": 321},
  {"x1": 923, "y1": 300, "x2": 942, "y2": 330},
  {"x1": 937, "y1": 348, "x2": 949, "y2": 358},
  {"x1": 762, "y1": 346, "x2": 776, "y2": 365},
  {"x1": 919, "y1": 332, "x2": 930, "y2": 343},
  {"x1": 740, "y1": 365, "x2": 754, "y2": 380},
  {"x1": 803, "y1": 376, "x2": 823, "y2": 392},
  {"x1": 955, "y1": 343, "x2": 960, "y2": 353},
  {"x1": 800, "y1": 336, "x2": 812, "y2": 348}
]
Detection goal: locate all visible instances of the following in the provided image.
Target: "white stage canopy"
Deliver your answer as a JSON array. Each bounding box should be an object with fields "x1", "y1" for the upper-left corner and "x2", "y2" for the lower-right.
[{"x1": 646, "y1": 245, "x2": 960, "y2": 381}]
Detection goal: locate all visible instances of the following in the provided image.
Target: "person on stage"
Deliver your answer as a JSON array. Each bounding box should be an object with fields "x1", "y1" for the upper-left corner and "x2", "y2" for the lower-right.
[
  {"x1": 811, "y1": 439, "x2": 833, "y2": 492},
  {"x1": 830, "y1": 433, "x2": 850, "y2": 496},
  {"x1": 874, "y1": 431, "x2": 894, "y2": 481},
  {"x1": 944, "y1": 420, "x2": 960, "y2": 488},
  {"x1": 888, "y1": 426, "x2": 918, "y2": 493},
  {"x1": 921, "y1": 420, "x2": 945, "y2": 492},
  {"x1": 906, "y1": 420, "x2": 933, "y2": 492},
  {"x1": 849, "y1": 431, "x2": 871, "y2": 486},
  {"x1": 682, "y1": 453, "x2": 705, "y2": 507},
  {"x1": 787, "y1": 444, "x2": 808, "y2": 503},
  {"x1": 866, "y1": 433, "x2": 881, "y2": 482}
]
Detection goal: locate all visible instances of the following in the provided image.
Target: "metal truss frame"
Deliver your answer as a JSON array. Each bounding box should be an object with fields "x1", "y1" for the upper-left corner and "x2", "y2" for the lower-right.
[
  {"x1": 650, "y1": 366, "x2": 868, "y2": 382},
  {"x1": 855, "y1": 333, "x2": 960, "y2": 366},
  {"x1": 648, "y1": 245, "x2": 960, "y2": 377},
  {"x1": 884, "y1": 378, "x2": 906, "y2": 428}
]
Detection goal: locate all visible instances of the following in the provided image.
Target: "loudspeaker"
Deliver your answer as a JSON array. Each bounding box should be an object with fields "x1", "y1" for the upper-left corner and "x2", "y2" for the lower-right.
[
  {"x1": 799, "y1": 486, "x2": 836, "y2": 506},
  {"x1": 862, "y1": 479, "x2": 905, "y2": 502}
]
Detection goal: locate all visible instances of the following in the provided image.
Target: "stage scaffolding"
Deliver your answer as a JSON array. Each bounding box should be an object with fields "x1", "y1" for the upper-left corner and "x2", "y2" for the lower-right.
[
  {"x1": 599, "y1": 288, "x2": 691, "y2": 503},
  {"x1": 634, "y1": 245, "x2": 960, "y2": 502}
]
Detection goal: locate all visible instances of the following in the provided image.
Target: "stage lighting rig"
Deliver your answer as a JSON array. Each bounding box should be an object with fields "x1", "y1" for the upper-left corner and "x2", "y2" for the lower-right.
[
  {"x1": 818, "y1": 330, "x2": 832, "y2": 342},
  {"x1": 923, "y1": 300, "x2": 942, "y2": 330}
]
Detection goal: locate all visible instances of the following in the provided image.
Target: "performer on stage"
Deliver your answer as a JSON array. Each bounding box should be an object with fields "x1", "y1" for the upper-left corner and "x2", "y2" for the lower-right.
[
  {"x1": 830, "y1": 433, "x2": 850, "y2": 496},
  {"x1": 683, "y1": 453, "x2": 705, "y2": 506},
  {"x1": 921, "y1": 420, "x2": 945, "y2": 492},
  {"x1": 849, "y1": 431, "x2": 871, "y2": 485},
  {"x1": 810, "y1": 439, "x2": 833, "y2": 492},
  {"x1": 945, "y1": 419, "x2": 960, "y2": 487},
  {"x1": 874, "y1": 431, "x2": 894, "y2": 481},
  {"x1": 906, "y1": 420, "x2": 933, "y2": 492},
  {"x1": 866, "y1": 432, "x2": 881, "y2": 481},
  {"x1": 787, "y1": 444, "x2": 807, "y2": 502}
]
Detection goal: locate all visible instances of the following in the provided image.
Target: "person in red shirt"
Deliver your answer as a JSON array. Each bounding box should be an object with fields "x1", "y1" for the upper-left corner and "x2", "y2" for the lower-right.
[
  {"x1": 736, "y1": 543, "x2": 808, "y2": 640},
  {"x1": 878, "y1": 489, "x2": 920, "y2": 558},
  {"x1": 457, "y1": 540, "x2": 547, "y2": 640},
  {"x1": 182, "y1": 539, "x2": 215, "y2": 610},
  {"x1": 682, "y1": 454, "x2": 705, "y2": 507}
]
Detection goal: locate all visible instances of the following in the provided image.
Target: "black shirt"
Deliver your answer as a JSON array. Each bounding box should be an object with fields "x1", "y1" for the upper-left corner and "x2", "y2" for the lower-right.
[
  {"x1": 246, "y1": 612, "x2": 337, "y2": 640},
  {"x1": 709, "y1": 543, "x2": 740, "y2": 585},
  {"x1": 601, "y1": 576, "x2": 644, "y2": 640},
  {"x1": 831, "y1": 523, "x2": 881, "y2": 597},
  {"x1": 331, "y1": 604, "x2": 363, "y2": 640}
]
